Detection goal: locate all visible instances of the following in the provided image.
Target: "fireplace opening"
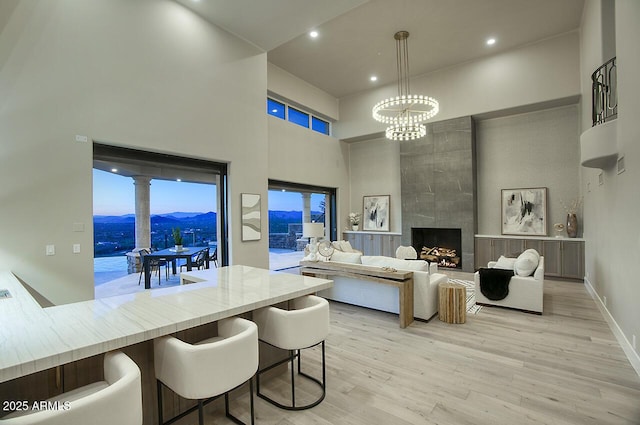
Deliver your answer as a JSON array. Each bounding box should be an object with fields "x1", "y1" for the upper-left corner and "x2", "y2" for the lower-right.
[{"x1": 411, "y1": 228, "x2": 462, "y2": 269}]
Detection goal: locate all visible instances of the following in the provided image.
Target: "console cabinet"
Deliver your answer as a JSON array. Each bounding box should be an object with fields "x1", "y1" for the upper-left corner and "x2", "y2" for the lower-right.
[
  {"x1": 475, "y1": 235, "x2": 584, "y2": 280},
  {"x1": 343, "y1": 231, "x2": 402, "y2": 257}
]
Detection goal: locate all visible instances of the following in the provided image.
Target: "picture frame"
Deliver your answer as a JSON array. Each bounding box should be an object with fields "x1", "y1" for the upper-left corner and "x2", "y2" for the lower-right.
[
  {"x1": 501, "y1": 187, "x2": 547, "y2": 236},
  {"x1": 241, "y1": 193, "x2": 261, "y2": 241},
  {"x1": 362, "y1": 195, "x2": 390, "y2": 232}
]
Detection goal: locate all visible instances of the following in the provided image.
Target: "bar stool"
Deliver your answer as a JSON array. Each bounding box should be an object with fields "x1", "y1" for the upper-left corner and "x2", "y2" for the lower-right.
[
  {"x1": 0, "y1": 351, "x2": 142, "y2": 425},
  {"x1": 253, "y1": 295, "x2": 329, "y2": 410},
  {"x1": 154, "y1": 317, "x2": 258, "y2": 425}
]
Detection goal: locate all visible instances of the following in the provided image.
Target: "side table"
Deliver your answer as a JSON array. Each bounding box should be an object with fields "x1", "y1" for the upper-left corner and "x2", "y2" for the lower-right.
[{"x1": 438, "y1": 281, "x2": 466, "y2": 324}]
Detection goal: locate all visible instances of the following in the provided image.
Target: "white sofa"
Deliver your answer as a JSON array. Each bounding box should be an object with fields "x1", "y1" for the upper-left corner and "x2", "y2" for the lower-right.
[
  {"x1": 474, "y1": 254, "x2": 544, "y2": 314},
  {"x1": 315, "y1": 252, "x2": 447, "y2": 321}
]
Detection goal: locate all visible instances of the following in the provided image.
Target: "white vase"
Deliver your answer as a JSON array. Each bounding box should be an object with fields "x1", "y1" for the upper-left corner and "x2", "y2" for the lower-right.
[
  {"x1": 351, "y1": 225, "x2": 358, "y2": 231},
  {"x1": 175, "y1": 244, "x2": 183, "y2": 251}
]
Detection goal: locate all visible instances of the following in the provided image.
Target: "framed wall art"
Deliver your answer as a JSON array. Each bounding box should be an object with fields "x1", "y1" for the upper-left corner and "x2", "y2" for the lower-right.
[
  {"x1": 362, "y1": 195, "x2": 390, "y2": 232},
  {"x1": 241, "y1": 193, "x2": 261, "y2": 241},
  {"x1": 501, "y1": 187, "x2": 547, "y2": 236}
]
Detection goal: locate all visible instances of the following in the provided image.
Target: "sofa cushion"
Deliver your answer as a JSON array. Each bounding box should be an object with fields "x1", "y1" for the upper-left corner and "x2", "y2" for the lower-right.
[
  {"x1": 514, "y1": 249, "x2": 540, "y2": 277},
  {"x1": 494, "y1": 255, "x2": 517, "y2": 271},
  {"x1": 361, "y1": 256, "x2": 429, "y2": 272},
  {"x1": 329, "y1": 250, "x2": 362, "y2": 264},
  {"x1": 331, "y1": 240, "x2": 356, "y2": 253}
]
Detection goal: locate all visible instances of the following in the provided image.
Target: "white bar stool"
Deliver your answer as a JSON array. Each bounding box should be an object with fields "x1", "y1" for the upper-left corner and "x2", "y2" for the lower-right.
[
  {"x1": 0, "y1": 351, "x2": 142, "y2": 425},
  {"x1": 253, "y1": 295, "x2": 329, "y2": 410},
  {"x1": 154, "y1": 317, "x2": 258, "y2": 425}
]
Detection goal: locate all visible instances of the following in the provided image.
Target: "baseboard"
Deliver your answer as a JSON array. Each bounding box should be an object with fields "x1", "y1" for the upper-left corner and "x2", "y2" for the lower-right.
[{"x1": 584, "y1": 277, "x2": 640, "y2": 377}]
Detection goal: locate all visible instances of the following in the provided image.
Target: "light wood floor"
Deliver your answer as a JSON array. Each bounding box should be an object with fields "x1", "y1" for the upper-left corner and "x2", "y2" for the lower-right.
[{"x1": 197, "y1": 274, "x2": 640, "y2": 425}]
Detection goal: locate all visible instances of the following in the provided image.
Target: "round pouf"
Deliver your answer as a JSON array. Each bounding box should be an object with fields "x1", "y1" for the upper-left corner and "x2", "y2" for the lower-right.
[{"x1": 438, "y1": 282, "x2": 466, "y2": 324}]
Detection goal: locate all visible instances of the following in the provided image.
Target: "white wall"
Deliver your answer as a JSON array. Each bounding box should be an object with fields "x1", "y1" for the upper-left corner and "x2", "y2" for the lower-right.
[
  {"x1": 347, "y1": 138, "x2": 402, "y2": 233},
  {"x1": 267, "y1": 63, "x2": 339, "y2": 121},
  {"x1": 476, "y1": 106, "x2": 581, "y2": 236},
  {"x1": 0, "y1": 0, "x2": 269, "y2": 304},
  {"x1": 336, "y1": 32, "x2": 581, "y2": 140},
  {"x1": 267, "y1": 116, "x2": 350, "y2": 233},
  {"x1": 581, "y1": 0, "x2": 640, "y2": 362}
]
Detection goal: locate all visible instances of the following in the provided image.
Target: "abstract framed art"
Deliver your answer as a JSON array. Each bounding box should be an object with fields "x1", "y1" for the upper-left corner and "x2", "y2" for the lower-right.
[
  {"x1": 362, "y1": 195, "x2": 390, "y2": 232},
  {"x1": 241, "y1": 193, "x2": 261, "y2": 241},
  {"x1": 501, "y1": 187, "x2": 547, "y2": 236}
]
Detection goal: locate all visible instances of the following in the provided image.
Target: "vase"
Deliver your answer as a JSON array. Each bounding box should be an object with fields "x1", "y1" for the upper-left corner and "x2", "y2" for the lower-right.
[
  {"x1": 566, "y1": 213, "x2": 578, "y2": 238},
  {"x1": 175, "y1": 244, "x2": 183, "y2": 251},
  {"x1": 351, "y1": 225, "x2": 358, "y2": 231}
]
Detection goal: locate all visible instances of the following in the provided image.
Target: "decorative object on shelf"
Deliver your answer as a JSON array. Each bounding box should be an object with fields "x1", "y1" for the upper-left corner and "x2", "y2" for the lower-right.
[
  {"x1": 241, "y1": 193, "x2": 261, "y2": 241},
  {"x1": 371, "y1": 31, "x2": 439, "y2": 141},
  {"x1": 317, "y1": 240, "x2": 334, "y2": 258},
  {"x1": 553, "y1": 223, "x2": 565, "y2": 238},
  {"x1": 566, "y1": 214, "x2": 578, "y2": 238},
  {"x1": 501, "y1": 187, "x2": 547, "y2": 236},
  {"x1": 348, "y1": 212, "x2": 361, "y2": 231},
  {"x1": 172, "y1": 227, "x2": 183, "y2": 251},
  {"x1": 363, "y1": 195, "x2": 390, "y2": 232},
  {"x1": 560, "y1": 197, "x2": 582, "y2": 238}
]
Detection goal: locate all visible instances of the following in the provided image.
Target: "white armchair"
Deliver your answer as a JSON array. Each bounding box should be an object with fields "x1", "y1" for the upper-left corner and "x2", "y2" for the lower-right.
[{"x1": 474, "y1": 256, "x2": 544, "y2": 314}]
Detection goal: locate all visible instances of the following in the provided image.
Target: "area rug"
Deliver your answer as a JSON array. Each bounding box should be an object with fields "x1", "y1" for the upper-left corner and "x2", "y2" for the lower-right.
[{"x1": 448, "y1": 279, "x2": 483, "y2": 314}]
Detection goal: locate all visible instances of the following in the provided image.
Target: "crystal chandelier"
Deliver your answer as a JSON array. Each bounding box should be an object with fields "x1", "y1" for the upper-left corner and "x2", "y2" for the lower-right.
[{"x1": 372, "y1": 31, "x2": 439, "y2": 141}]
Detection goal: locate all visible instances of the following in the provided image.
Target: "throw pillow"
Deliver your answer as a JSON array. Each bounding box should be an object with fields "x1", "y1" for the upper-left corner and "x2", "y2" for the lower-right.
[
  {"x1": 340, "y1": 240, "x2": 356, "y2": 253},
  {"x1": 361, "y1": 256, "x2": 428, "y2": 272},
  {"x1": 514, "y1": 249, "x2": 540, "y2": 277},
  {"x1": 330, "y1": 250, "x2": 362, "y2": 264},
  {"x1": 494, "y1": 255, "x2": 517, "y2": 271}
]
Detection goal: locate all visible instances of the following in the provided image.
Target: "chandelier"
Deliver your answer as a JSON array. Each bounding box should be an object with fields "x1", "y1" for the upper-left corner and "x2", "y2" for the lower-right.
[{"x1": 372, "y1": 31, "x2": 439, "y2": 141}]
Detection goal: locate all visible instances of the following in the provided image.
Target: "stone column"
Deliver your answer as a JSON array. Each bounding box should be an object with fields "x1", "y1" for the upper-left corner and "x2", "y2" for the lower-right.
[
  {"x1": 302, "y1": 193, "x2": 311, "y2": 223},
  {"x1": 133, "y1": 176, "x2": 151, "y2": 250}
]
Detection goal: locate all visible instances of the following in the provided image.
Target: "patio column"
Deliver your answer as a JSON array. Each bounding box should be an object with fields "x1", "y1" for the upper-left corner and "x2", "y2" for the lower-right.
[
  {"x1": 133, "y1": 175, "x2": 151, "y2": 250},
  {"x1": 302, "y1": 193, "x2": 311, "y2": 223}
]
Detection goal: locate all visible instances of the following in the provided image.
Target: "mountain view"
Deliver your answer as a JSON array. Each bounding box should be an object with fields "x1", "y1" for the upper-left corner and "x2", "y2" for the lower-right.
[{"x1": 94, "y1": 210, "x2": 322, "y2": 257}]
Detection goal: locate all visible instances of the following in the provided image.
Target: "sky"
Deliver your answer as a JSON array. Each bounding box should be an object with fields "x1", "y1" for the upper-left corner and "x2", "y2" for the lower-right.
[{"x1": 93, "y1": 169, "x2": 325, "y2": 216}]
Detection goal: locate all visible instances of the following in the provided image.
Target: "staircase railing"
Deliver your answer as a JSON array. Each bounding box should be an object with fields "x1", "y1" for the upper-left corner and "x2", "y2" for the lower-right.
[{"x1": 592, "y1": 57, "x2": 617, "y2": 126}]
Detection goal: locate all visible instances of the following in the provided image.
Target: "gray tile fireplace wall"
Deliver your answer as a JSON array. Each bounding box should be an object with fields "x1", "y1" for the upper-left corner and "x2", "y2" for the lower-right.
[{"x1": 400, "y1": 116, "x2": 477, "y2": 273}]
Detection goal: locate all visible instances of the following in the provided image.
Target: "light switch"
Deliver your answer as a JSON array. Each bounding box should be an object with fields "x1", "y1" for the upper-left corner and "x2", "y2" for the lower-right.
[
  {"x1": 46, "y1": 245, "x2": 55, "y2": 256},
  {"x1": 73, "y1": 244, "x2": 81, "y2": 254}
]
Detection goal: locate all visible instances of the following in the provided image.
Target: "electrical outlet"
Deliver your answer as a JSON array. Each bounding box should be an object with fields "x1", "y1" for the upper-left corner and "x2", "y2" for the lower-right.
[
  {"x1": 46, "y1": 245, "x2": 55, "y2": 256},
  {"x1": 73, "y1": 244, "x2": 81, "y2": 254},
  {"x1": 603, "y1": 296, "x2": 607, "y2": 307}
]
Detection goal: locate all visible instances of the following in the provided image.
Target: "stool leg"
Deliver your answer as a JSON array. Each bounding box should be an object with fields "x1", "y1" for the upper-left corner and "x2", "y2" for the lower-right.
[
  {"x1": 250, "y1": 378, "x2": 255, "y2": 425},
  {"x1": 157, "y1": 380, "x2": 164, "y2": 425},
  {"x1": 290, "y1": 350, "x2": 296, "y2": 408},
  {"x1": 198, "y1": 400, "x2": 204, "y2": 425}
]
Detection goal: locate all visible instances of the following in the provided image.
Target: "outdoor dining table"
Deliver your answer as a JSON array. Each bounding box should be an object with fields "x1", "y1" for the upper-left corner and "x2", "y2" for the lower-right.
[{"x1": 143, "y1": 247, "x2": 209, "y2": 289}]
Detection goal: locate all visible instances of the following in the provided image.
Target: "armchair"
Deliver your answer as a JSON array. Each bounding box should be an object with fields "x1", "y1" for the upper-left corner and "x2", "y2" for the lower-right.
[{"x1": 474, "y1": 255, "x2": 544, "y2": 314}]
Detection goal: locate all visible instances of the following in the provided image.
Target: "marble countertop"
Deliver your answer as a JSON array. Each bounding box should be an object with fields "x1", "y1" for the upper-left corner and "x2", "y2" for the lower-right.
[{"x1": 0, "y1": 266, "x2": 332, "y2": 383}]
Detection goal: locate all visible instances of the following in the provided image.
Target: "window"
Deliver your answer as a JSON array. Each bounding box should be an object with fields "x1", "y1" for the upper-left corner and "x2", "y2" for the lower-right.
[
  {"x1": 287, "y1": 107, "x2": 309, "y2": 128},
  {"x1": 267, "y1": 97, "x2": 331, "y2": 136},
  {"x1": 267, "y1": 180, "x2": 337, "y2": 271},
  {"x1": 311, "y1": 117, "x2": 330, "y2": 135},
  {"x1": 267, "y1": 98, "x2": 285, "y2": 119}
]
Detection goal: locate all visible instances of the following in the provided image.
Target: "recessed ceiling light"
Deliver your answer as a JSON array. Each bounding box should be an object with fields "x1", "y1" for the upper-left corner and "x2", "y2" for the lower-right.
[
  {"x1": 486, "y1": 38, "x2": 496, "y2": 46},
  {"x1": 176, "y1": 179, "x2": 182, "y2": 182},
  {"x1": 370, "y1": 76, "x2": 378, "y2": 82},
  {"x1": 111, "y1": 168, "x2": 118, "y2": 173},
  {"x1": 309, "y1": 31, "x2": 319, "y2": 38}
]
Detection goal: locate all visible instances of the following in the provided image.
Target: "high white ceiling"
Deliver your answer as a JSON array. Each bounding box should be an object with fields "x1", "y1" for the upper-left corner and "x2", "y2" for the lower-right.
[{"x1": 176, "y1": 0, "x2": 585, "y2": 98}]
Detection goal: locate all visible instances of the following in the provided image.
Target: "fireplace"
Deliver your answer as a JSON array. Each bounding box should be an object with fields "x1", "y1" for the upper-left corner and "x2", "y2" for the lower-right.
[{"x1": 411, "y1": 228, "x2": 462, "y2": 269}]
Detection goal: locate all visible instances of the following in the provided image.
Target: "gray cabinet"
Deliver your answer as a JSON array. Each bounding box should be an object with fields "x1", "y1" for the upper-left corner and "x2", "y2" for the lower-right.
[
  {"x1": 475, "y1": 235, "x2": 584, "y2": 280},
  {"x1": 343, "y1": 232, "x2": 402, "y2": 257}
]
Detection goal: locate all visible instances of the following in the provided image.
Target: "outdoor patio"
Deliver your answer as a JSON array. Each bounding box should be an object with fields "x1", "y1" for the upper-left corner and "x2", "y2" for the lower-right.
[{"x1": 94, "y1": 249, "x2": 305, "y2": 298}]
